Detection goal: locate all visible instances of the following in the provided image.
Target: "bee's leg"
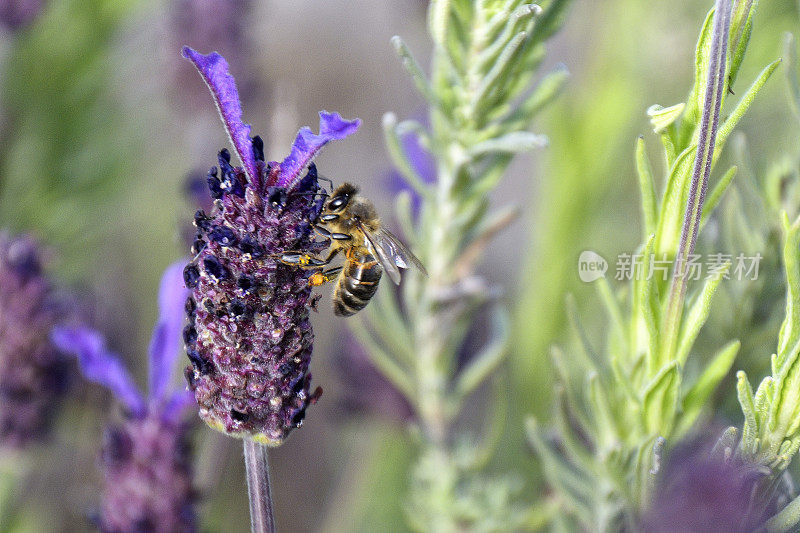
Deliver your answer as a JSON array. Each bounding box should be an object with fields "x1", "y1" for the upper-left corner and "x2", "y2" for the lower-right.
[
  {"x1": 308, "y1": 266, "x2": 343, "y2": 287},
  {"x1": 313, "y1": 225, "x2": 333, "y2": 238},
  {"x1": 276, "y1": 247, "x2": 340, "y2": 269},
  {"x1": 276, "y1": 252, "x2": 327, "y2": 268}
]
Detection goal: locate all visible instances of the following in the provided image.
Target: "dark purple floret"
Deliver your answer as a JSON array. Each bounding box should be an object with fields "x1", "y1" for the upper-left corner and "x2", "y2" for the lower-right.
[
  {"x1": 181, "y1": 47, "x2": 359, "y2": 445},
  {"x1": 0, "y1": 232, "x2": 68, "y2": 448}
]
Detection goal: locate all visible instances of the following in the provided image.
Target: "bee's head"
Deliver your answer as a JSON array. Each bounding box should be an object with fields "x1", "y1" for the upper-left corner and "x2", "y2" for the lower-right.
[{"x1": 326, "y1": 183, "x2": 358, "y2": 212}]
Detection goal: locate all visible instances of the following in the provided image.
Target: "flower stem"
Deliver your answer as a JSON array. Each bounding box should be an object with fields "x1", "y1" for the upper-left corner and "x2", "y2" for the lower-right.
[
  {"x1": 243, "y1": 439, "x2": 276, "y2": 533},
  {"x1": 661, "y1": 0, "x2": 732, "y2": 362}
]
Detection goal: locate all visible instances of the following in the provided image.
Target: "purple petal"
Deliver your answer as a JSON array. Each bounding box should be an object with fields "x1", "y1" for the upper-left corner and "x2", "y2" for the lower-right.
[
  {"x1": 149, "y1": 260, "x2": 190, "y2": 403},
  {"x1": 181, "y1": 47, "x2": 259, "y2": 185},
  {"x1": 277, "y1": 111, "x2": 361, "y2": 189},
  {"x1": 51, "y1": 327, "x2": 145, "y2": 416}
]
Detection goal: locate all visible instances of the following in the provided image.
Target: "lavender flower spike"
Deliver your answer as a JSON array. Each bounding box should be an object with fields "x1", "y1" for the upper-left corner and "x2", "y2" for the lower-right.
[
  {"x1": 0, "y1": 232, "x2": 68, "y2": 448},
  {"x1": 52, "y1": 261, "x2": 197, "y2": 532},
  {"x1": 182, "y1": 48, "x2": 359, "y2": 445}
]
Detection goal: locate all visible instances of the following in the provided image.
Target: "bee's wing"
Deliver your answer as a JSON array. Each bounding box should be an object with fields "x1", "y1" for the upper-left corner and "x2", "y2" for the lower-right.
[
  {"x1": 373, "y1": 228, "x2": 427, "y2": 275},
  {"x1": 360, "y1": 224, "x2": 427, "y2": 285},
  {"x1": 360, "y1": 224, "x2": 402, "y2": 285}
]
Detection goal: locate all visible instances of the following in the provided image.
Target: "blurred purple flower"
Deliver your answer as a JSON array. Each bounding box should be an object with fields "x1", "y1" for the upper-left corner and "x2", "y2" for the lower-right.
[
  {"x1": 641, "y1": 435, "x2": 767, "y2": 532},
  {"x1": 52, "y1": 261, "x2": 198, "y2": 532},
  {"x1": 181, "y1": 48, "x2": 359, "y2": 445},
  {"x1": 385, "y1": 127, "x2": 435, "y2": 216},
  {"x1": 0, "y1": 232, "x2": 69, "y2": 449},
  {"x1": 0, "y1": 0, "x2": 45, "y2": 31}
]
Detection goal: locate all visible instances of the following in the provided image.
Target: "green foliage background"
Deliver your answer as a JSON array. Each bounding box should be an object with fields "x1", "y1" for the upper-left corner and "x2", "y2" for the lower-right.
[{"x1": 1, "y1": 0, "x2": 799, "y2": 531}]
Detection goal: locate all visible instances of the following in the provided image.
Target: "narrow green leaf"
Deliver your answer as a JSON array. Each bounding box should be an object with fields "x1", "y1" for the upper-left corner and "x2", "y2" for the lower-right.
[
  {"x1": 476, "y1": 4, "x2": 541, "y2": 71},
  {"x1": 468, "y1": 131, "x2": 548, "y2": 156},
  {"x1": 716, "y1": 59, "x2": 781, "y2": 150},
  {"x1": 597, "y1": 277, "x2": 628, "y2": 358},
  {"x1": 642, "y1": 362, "x2": 679, "y2": 435},
  {"x1": 737, "y1": 370, "x2": 759, "y2": 457},
  {"x1": 473, "y1": 31, "x2": 528, "y2": 109},
  {"x1": 675, "y1": 264, "x2": 729, "y2": 366},
  {"x1": 700, "y1": 165, "x2": 737, "y2": 228},
  {"x1": 505, "y1": 64, "x2": 569, "y2": 129},
  {"x1": 526, "y1": 419, "x2": 595, "y2": 525},
  {"x1": 677, "y1": 340, "x2": 740, "y2": 438},
  {"x1": 553, "y1": 387, "x2": 596, "y2": 471},
  {"x1": 635, "y1": 136, "x2": 658, "y2": 238},
  {"x1": 394, "y1": 191, "x2": 417, "y2": 248},
  {"x1": 550, "y1": 346, "x2": 596, "y2": 434},
  {"x1": 678, "y1": 7, "x2": 715, "y2": 145},
  {"x1": 654, "y1": 145, "x2": 696, "y2": 255},
  {"x1": 428, "y1": 0, "x2": 451, "y2": 47},
  {"x1": 566, "y1": 295, "x2": 600, "y2": 372},
  {"x1": 369, "y1": 286, "x2": 415, "y2": 365},
  {"x1": 637, "y1": 236, "x2": 660, "y2": 372},
  {"x1": 391, "y1": 36, "x2": 439, "y2": 107},
  {"x1": 348, "y1": 319, "x2": 415, "y2": 401},
  {"x1": 728, "y1": 0, "x2": 757, "y2": 89},
  {"x1": 777, "y1": 213, "x2": 800, "y2": 362},
  {"x1": 454, "y1": 307, "x2": 509, "y2": 401},
  {"x1": 754, "y1": 375, "x2": 774, "y2": 431},
  {"x1": 588, "y1": 372, "x2": 619, "y2": 450}
]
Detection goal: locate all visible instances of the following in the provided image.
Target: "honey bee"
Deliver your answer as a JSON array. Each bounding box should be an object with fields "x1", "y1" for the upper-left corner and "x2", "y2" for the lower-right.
[{"x1": 279, "y1": 183, "x2": 426, "y2": 316}]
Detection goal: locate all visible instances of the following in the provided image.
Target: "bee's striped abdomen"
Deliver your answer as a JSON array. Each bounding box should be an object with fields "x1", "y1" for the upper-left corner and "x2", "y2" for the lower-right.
[{"x1": 332, "y1": 254, "x2": 382, "y2": 316}]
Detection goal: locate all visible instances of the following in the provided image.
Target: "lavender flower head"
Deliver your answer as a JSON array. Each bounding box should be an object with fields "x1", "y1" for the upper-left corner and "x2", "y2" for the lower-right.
[
  {"x1": 52, "y1": 262, "x2": 197, "y2": 533},
  {"x1": 180, "y1": 47, "x2": 359, "y2": 445},
  {"x1": 0, "y1": 232, "x2": 68, "y2": 448}
]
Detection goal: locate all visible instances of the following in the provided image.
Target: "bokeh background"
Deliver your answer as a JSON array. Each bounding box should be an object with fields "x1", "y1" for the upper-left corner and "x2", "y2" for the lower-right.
[{"x1": 0, "y1": 0, "x2": 798, "y2": 531}]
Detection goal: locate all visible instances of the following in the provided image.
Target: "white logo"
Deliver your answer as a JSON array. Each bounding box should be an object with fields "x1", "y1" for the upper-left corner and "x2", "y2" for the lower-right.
[{"x1": 578, "y1": 251, "x2": 607, "y2": 282}]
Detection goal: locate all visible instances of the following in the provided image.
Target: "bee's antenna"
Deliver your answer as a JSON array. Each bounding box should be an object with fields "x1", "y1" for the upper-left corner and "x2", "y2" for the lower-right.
[
  {"x1": 289, "y1": 192, "x2": 330, "y2": 199},
  {"x1": 317, "y1": 176, "x2": 334, "y2": 190}
]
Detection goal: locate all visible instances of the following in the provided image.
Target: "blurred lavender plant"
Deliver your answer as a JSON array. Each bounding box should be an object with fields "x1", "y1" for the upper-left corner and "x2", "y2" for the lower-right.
[
  {"x1": 0, "y1": 0, "x2": 44, "y2": 31},
  {"x1": 526, "y1": 0, "x2": 780, "y2": 529},
  {"x1": 0, "y1": 232, "x2": 68, "y2": 449},
  {"x1": 52, "y1": 261, "x2": 198, "y2": 533},
  {"x1": 348, "y1": 0, "x2": 571, "y2": 529}
]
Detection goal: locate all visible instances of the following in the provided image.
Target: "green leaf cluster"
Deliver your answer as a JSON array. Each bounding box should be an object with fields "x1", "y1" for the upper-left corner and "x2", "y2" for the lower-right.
[
  {"x1": 362, "y1": 1, "x2": 573, "y2": 531},
  {"x1": 527, "y1": 1, "x2": 778, "y2": 529}
]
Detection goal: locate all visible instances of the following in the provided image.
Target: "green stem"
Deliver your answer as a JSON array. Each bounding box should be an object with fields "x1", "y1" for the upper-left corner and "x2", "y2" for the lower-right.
[{"x1": 661, "y1": 0, "x2": 732, "y2": 362}]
